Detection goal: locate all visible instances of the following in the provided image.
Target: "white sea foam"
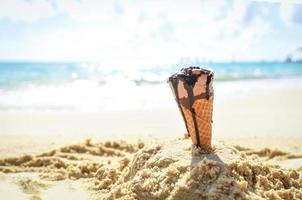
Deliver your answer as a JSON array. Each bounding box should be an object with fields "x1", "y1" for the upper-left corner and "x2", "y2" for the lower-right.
[{"x1": 0, "y1": 77, "x2": 302, "y2": 112}]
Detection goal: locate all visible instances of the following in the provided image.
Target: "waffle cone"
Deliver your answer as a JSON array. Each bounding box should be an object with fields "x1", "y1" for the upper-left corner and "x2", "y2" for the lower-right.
[{"x1": 168, "y1": 67, "x2": 214, "y2": 150}]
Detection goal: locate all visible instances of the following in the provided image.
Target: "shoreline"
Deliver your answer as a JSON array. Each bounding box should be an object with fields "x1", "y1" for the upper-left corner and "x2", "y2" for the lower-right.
[{"x1": 0, "y1": 77, "x2": 302, "y2": 112}]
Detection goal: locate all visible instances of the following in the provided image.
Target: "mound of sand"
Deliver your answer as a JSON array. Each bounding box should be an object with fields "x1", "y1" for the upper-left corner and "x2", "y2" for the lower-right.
[
  {"x1": 100, "y1": 139, "x2": 301, "y2": 200},
  {"x1": 0, "y1": 137, "x2": 301, "y2": 200}
]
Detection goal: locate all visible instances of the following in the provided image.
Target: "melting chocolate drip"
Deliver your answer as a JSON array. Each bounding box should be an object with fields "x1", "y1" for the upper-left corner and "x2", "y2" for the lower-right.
[
  {"x1": 205, "y1": 74, "x2": 213, "y2": 100},
  {"x1": 183, "y1": 83, "x2": 201, "y2": 148},
  {"x1": 186, "y1": 75, "x2": 197, "y2": 86}
]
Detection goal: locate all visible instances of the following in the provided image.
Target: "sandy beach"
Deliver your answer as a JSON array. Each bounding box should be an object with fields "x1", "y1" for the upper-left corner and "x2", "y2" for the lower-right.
[
  {"x1": 0, "y1": 137, "x2": 301, "y2": 199},
  {"x1": 1, "y1": 0, "x2": 302, "y2": 199},
  {"x1": 0, "y1": 82, "x2": 302, "y2": 199}
]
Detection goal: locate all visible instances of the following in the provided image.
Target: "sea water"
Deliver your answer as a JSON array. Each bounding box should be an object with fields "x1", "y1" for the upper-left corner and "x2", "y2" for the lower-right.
[{"x1": 0, "y1": 62, "x2": 302, "y2": 112}]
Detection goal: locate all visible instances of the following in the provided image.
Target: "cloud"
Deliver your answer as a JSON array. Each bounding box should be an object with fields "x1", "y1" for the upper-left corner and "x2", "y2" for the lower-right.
[
  {"x1": 0, "y1": 0, "x2": 302, "y2": 63},
  {"x1": 0, "y1": 0, "x2": 59, "y2": 22},
  {"x1": 54, "y1": 0, "x2": 119, "y2": 22}
]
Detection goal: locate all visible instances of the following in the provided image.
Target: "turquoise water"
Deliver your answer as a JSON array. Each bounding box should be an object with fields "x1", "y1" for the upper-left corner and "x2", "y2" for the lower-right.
[
  {"x1": 0, "y1": 61, "x2": 301, "y2": 111},
  {"x1": 0, "y1": 62, "x2": 302, "y2": 89}
]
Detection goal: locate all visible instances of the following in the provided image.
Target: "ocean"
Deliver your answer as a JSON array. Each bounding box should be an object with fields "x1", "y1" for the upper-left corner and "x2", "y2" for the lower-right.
[{"x1": 0, "y1": 62, "x2": 302, "y2": 112}]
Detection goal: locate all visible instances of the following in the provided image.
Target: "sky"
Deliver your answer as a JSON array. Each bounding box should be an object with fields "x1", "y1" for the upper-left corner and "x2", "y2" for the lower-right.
[{"x1": 0, "y1": 0, "x2": 302, "y2": 67}]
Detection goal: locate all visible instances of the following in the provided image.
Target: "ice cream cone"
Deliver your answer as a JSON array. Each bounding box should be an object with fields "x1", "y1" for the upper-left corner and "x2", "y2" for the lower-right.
[{"x1": 168, "y1": 67, "x2": 214, "y2": 150}]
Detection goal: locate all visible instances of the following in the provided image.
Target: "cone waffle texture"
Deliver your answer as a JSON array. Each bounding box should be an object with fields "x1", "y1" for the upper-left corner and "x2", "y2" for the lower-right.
[
  {"x1": 180, "y1": 98, "x2": 213, "y2": 150},
  {"x1": 168, "y1": 67, "x2": 214, "y2": 150}
]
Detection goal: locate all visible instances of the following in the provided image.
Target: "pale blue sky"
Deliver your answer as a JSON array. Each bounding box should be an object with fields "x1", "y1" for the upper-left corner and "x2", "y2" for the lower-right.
[{"x1": 0, "y1": 0, "x2": 302, "y2": 67}]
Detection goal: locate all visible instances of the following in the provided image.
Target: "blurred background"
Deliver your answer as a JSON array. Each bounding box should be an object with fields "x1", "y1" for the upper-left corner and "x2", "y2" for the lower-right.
[{"x1": 0, "y1": 0, "x2": 302, "y2": 154}]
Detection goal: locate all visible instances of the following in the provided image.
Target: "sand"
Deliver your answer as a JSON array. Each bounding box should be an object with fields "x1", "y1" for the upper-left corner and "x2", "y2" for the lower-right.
[
  {"x1": 1, "y1": 87, "x2": 302, "y2": 140},
  {"x1": 1, "y1": 84, "x2": 302, "y2": 199},
  {"x1": 0, "y1": 137, "x2": 301, "y2": 200}
]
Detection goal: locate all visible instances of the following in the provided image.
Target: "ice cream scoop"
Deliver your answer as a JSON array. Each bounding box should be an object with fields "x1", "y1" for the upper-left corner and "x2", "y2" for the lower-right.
[{"x1": 168, "y1": 67, "x2": 214, "y2": 150}]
